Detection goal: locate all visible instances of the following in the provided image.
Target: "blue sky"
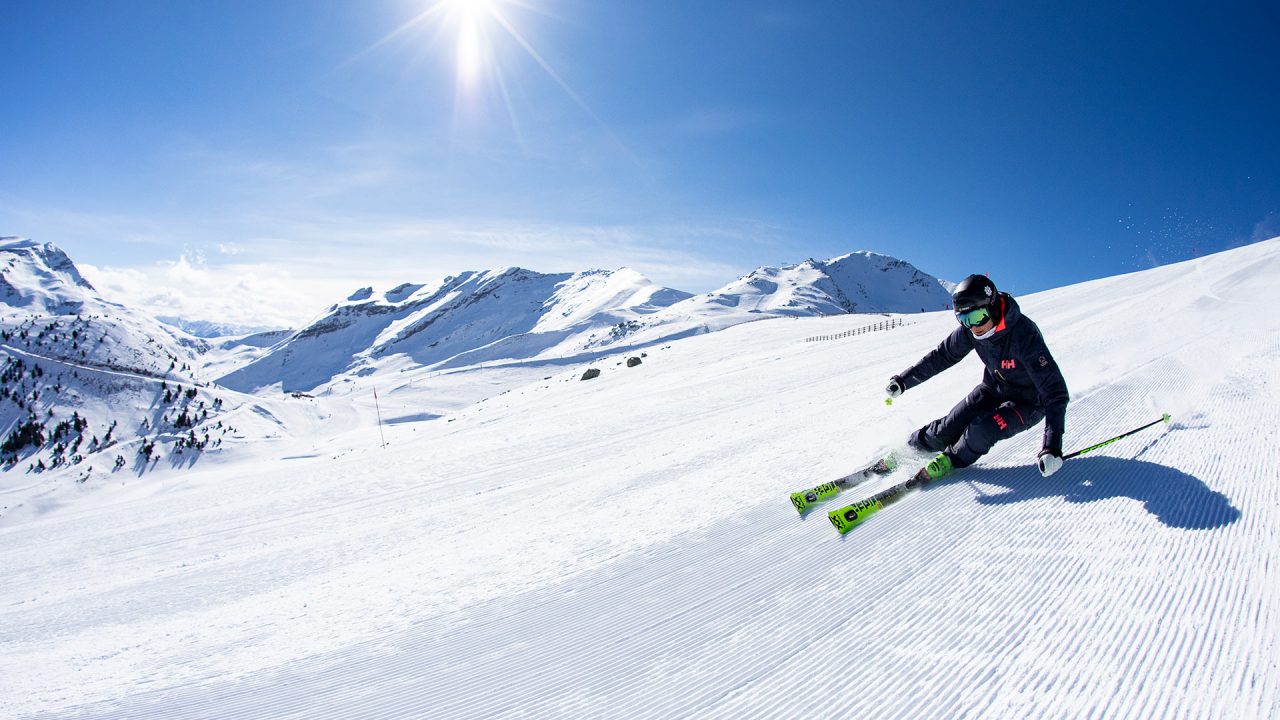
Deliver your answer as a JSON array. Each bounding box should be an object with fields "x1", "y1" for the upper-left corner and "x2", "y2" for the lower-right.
[{"x1": 2, "y1": 0, "x2": 1277, "y2": 327}]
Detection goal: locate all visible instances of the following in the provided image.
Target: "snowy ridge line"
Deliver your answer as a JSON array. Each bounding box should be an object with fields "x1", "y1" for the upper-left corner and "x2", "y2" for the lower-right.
[
  {"x1": 0, "y1": 339, "x2": 266, "y2": 474},
  {"x1": 0, "y1": 342, "x2": 192, "y2": 388},
  {"x1": 804, "y1": 316, "x2": 907, "y2": 343}
]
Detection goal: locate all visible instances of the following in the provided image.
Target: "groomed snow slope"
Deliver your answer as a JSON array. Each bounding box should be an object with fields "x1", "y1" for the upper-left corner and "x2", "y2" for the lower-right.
[{"x1": 3, "y1": 240, "x2": 1279, "y2": 719}]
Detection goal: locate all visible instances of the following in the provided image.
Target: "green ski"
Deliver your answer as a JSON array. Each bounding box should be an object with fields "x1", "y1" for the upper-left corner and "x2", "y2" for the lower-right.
[
  {"x1": 827, "y1": 455, "x2": 949, "y2": 534},
  {"x1": 828, "y1": 415, "x2": 1172, "y2": 534},
  {"x1": 789, "y1": 455, "x2": 900, "y2": 514}
]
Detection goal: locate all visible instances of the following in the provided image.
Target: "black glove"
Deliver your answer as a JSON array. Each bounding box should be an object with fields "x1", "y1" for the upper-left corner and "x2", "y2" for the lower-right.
[{"x1": 885, "y1": 375, "x2": 904, "y2": 400}]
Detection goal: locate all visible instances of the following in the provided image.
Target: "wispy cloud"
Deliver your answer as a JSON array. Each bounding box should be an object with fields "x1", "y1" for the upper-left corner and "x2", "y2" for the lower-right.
[
  {"x1": 231, "y1": 215, "x2": 775, "y2": 293},
  {"x1": 3, "y1": 118, "x2": 792, "y2": 327},
  {"x1": 669, "y1": 107, "x2": 774, "y2": 137},
  {"x1": 170, "y1": 138, "x2": 417, "y2": 207},
  {"x1": 77, "y1": 254, "x2": 345, "y2": 330},
  {"x1": 1251, "y1": 212, "x2": 1279, "y2": 243},
  {"x1": 67, "y1": 214, "x2": 781, "y2": 328},
  {"x1": 0, "y1": 193, "x2": 189, "y2": 253}
]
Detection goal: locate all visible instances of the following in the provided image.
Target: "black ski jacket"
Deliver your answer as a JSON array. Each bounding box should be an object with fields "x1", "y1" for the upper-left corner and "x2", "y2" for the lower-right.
[{"x1": 898, "y1": 293, "x2": 1069, "y2": 455}]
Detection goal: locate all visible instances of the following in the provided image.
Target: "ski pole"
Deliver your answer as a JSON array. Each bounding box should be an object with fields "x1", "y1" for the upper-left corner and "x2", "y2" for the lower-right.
[{"x1": 1064, "y1": 413, "x2": 1171, "y2": 460}]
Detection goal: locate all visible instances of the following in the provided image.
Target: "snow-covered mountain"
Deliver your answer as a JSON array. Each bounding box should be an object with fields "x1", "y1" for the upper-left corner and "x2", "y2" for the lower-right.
[
  {"x1": 1, "y1": 238, "x2": 207, "y2": 377},
  {"x1": 2, "y1": 238, "x2": 1276, "y2": 719},
  {"x1": 217, "y1": 251, "x2": 949, "y2": 395},
  {"x1": 0, "y1": 237, "x2": 98, "y2": 315},
  {"x1": 157, "y1": 316, "x2": 286, "y2": 339},
  {"x1": 216, "y1": 266, "x2": 693, "y2": 393},
  {"x1": 0, "y1": 238, "x2": 952, "y2": 471},
  {"x1": 607, "y1": 251, "x2": 952, "y2": 345},
  {"x1": 0, "y1": 238, "x2": 278, "y2": 476},
  {"x1": 698, "y1": 250, "x2": 951, "y2": 316}
]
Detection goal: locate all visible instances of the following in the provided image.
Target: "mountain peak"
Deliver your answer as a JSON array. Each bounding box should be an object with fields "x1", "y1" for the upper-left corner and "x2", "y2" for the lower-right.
[
  {"x1": 218, "y1": 264, "x2": 690, "y2": 393},
  {"x1": 1, "y1": 237, "x2": 97, "y2": 313},
  {"x1": 689, "y1": 250, "x2": 951, "y2": 318}
]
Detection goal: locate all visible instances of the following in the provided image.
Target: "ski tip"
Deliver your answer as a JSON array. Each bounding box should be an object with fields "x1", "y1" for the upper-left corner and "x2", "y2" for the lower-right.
[
  {"x1": 1162, "y1": 412, "x2": 1172, "y2": 424},
  {"x1": 790, "y1": 493, "x2": 809, "y2": 514},
  {"x1": 828, "y1": 498, "x2": 884, "y2": 534},
  {"x1": 827, "y1": 506, "x2": 859, "y2": 534},
  {"x1": 884, "y1": 397, "x2": 893, "y2": 407}
]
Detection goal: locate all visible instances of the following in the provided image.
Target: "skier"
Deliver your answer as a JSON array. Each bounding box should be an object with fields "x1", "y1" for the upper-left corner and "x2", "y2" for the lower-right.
[{"x1": 885, "y1": 274, "x2": 1069, "y2": 483}]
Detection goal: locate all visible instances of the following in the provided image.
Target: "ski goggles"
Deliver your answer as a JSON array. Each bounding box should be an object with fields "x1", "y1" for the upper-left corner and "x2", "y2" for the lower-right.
[{"x1": 956, "y1": 306, "x2": 992, "y2": 328}]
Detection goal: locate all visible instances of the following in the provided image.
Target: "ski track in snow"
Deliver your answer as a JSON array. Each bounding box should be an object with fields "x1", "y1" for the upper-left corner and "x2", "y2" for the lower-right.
[{"x1": 3, "y1": 241, "x2": 1280, "y2": 719}]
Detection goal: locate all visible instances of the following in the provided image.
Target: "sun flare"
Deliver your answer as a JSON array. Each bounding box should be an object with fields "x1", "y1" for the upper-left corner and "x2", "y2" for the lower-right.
[
  {"x1": 358, "y1": 0, "x2": 615, "y2": 143},
  {"x1": 441, "y1": 0, "x2": 501, "y2": 89},
  {"x1": 455, "y1": 16, "x2": 485, "y2": 87}
]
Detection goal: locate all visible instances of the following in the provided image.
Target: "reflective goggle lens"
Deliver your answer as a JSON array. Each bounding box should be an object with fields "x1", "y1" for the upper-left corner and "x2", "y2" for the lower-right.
[{"x1": 957, "y1": 307, "x2": 991, "y2": 328}]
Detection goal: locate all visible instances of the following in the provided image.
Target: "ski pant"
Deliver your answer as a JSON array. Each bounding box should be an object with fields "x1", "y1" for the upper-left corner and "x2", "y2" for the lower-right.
[{"x1": 907, "y1": 384, "x2": 1045, "y2": 469}]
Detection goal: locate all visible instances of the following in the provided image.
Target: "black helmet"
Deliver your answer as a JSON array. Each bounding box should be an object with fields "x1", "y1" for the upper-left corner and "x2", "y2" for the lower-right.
[{"x1": 952, "y1": 274, "x2": 998, "y2": 313}]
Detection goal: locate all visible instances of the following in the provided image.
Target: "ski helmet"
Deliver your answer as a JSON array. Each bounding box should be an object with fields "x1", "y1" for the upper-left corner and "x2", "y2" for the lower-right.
[{"x1": 951, "y1": 274, "x2": 998, "y2": 313}]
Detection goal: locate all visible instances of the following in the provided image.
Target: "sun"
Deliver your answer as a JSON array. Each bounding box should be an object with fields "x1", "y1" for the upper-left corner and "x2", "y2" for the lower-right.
[
  {"x1": 441, "y1": 0, "x2": 501, "y2": 89},
  {"x1": 356, "y1": 0, "x2": 616, "y2": 144}
]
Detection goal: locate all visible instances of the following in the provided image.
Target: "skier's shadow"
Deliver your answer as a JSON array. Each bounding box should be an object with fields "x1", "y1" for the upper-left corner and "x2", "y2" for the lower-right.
[{"x1": 943, "y1": 457, "x2": 1241, "y2": 530}]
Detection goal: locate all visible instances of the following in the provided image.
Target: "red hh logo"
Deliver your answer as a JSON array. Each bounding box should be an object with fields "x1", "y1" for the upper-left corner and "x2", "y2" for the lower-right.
[
  {"x1": 994, "y1": 413, "x2": 1008, "y2": 430},
  {"x1": 1039, "y1": 355, "x2": 1049, "y2": 367},
  {"x1": 1001, "y1": 359, "x2": 1016, "y2": 370}
]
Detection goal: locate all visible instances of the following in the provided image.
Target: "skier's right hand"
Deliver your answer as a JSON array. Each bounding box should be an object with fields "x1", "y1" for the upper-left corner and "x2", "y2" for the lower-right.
[
  {"x1": 1037, "y1": 450, "x2": 1064, "y2": 477},
  {"x1": 885, "y1": 375, "x2": 904, "y2": 400}
]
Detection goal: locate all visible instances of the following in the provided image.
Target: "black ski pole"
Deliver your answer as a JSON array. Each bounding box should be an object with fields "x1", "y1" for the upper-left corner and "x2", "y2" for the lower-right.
[{"x1": 1064, "y1": 413, "x2": 1171, "y2": 460}]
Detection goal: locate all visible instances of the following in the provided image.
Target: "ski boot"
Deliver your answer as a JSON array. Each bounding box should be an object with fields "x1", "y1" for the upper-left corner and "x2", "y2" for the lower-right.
[{"x1": 908, "y1": 452, "x2": 954, "y2": 488}]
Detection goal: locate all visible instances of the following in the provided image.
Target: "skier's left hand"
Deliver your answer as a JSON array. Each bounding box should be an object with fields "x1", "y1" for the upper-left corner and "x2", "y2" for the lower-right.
[{"x1": 1037, "y1": 450, "x2": 1063, "y2": 477}]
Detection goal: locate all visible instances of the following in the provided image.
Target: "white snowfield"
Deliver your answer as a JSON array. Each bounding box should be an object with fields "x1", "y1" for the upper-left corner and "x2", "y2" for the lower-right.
[
  {"x1": 216, "y1": 250, "x2": 949, "y2": 398},
  {"x1": 2, "y1": 239, "x2": 1278, "y2": 719}
]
